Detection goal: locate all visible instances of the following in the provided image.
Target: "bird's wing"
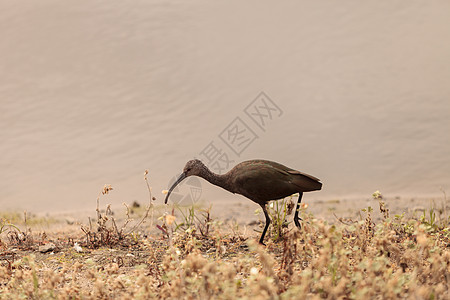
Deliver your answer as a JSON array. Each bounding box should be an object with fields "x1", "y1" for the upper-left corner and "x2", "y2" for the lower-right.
[
  {"x1": 252, "y1": 159, "x2": 321, "y2": 182},
  {"x1": 286, "y1": 170, "x2": 321, "y2": 182},
  {"x1": 232, "y1": 164, "x2": 302, "y2": 200},
  {"x1": 231, "y1": 160, "x2": 322, "y2": 201}
]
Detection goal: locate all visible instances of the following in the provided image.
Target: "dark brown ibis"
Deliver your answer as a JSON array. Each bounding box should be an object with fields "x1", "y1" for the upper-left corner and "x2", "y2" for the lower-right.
[{"x1": 164, "y1": 159, "x2": 322, "y2": 245}]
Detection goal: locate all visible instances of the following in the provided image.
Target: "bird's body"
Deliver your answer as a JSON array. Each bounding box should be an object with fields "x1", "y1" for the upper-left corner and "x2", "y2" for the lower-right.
[
  {"x1": 227, "y1": 160, "x2": 321, "y2": 202},
  {"x1": 165, "y1": 159, "x2": 322, "y2": 244}
]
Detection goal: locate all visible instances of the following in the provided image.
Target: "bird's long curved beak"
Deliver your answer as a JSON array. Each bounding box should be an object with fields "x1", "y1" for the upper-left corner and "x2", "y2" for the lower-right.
[{"x1": 164, "y1": 172, "x2": 187, "y2": 204}]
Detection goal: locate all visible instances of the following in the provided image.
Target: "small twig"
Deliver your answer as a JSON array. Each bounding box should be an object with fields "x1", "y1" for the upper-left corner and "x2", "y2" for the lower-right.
[
  {"x1": 97, "y1": 184, "x2": 113, "y2": 225},
  {"x1": 96, "y1": 192, "x2": 101, "y2": 223},
  {"x1": 111, "y1": 218, "x2": 121, "y2": 239},
  {"x1": 333, "y1": 213, "x2": 355, "y2": 225},
  {"x1": 440, "y1": 187, "x2": 448, "y2": 226},
  {"x1": 119, "y1": 203, "x2": 132, "y2": 235},
  {"x1": 156, "y1": 225, "x2": 169, "y2": 238},
  {"x1": 126, "y1": 170, "x2": 154, "y2": 234},
  {"x1": 124, "y1": 202, "x2": 131, "y2": 220},
  {"x1": 144, "y1": 170, "x2": 155, "y2": 230}
]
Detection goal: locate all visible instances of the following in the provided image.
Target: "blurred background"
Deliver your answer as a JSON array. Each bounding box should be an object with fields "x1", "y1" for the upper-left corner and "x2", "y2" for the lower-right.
[{"x1": 1, "y1": 0, "x2": 449, "y2": 213}]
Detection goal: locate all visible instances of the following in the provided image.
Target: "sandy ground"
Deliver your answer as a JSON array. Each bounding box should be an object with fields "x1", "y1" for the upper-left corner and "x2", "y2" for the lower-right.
[
  {"x1": 209, "y1": 194, "x2": 450, "y2": 233},
  {"x1": 20, "y1": 193, "x2": 449, "y2": 240}
]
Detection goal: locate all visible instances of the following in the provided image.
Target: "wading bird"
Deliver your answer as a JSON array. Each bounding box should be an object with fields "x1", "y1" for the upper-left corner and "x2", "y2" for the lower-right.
[{"x1": 164, "y1": 159, "x2": 322, "y2": 245}]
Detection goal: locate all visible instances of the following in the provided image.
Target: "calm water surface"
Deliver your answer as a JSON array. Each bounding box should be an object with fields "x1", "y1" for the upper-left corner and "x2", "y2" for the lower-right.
[{"x1": 1, "y1": 1, "x2": 450, "y2": 212}]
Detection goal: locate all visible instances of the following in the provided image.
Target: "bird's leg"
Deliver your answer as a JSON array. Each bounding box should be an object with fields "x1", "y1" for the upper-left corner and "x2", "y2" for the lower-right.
[
  {"x1": 259, "y1": 204, "x2": 271, "y2": 246},
  {"x1": 294, "y1": 192, "x2": 304, "y2": 229}
]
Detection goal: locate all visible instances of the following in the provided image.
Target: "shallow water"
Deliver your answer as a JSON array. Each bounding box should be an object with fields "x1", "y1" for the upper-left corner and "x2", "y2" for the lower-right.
[{"x1": 1, "y1": 1, "x2": 450, "y2": 213}]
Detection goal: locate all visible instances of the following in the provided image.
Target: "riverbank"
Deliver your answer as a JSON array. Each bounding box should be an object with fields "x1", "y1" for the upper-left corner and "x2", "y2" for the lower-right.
[{"x1": 1, "y1": 193, "x2": 449, "y2": 298}]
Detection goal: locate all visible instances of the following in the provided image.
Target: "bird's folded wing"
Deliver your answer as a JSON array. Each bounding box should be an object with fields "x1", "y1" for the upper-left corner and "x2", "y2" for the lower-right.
[{"x1": 287, "y1": 170, "x2": 320, "y2": 182}]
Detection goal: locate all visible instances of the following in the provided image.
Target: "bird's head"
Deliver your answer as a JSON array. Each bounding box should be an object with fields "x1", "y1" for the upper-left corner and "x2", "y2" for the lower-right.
[
  {"x1": 182, "y1": 159, "x2": 206, "y2": 177},
  {"x1": 164, "y1": 159, "x2": 206, "y2": 204}
]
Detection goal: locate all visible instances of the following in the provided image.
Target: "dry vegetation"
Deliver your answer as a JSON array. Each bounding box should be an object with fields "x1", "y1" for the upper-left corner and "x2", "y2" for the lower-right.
[{"x1": 1, "y1": 184, "x2": 449, "y2": 299}]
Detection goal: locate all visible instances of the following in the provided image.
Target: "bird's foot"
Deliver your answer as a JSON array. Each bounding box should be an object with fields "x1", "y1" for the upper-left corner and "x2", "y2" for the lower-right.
[
  {"x1": 259, "y1": 240, "x2": 267, "y2": 246},
  {"x1": 294, "y1": 217, "x2": 302, "y2": 229}
]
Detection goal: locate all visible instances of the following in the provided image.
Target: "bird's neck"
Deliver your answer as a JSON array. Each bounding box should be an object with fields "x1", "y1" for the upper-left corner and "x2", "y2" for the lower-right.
[{"x1": 201, "y1": 168, "x2": 233, "y2": 192}]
